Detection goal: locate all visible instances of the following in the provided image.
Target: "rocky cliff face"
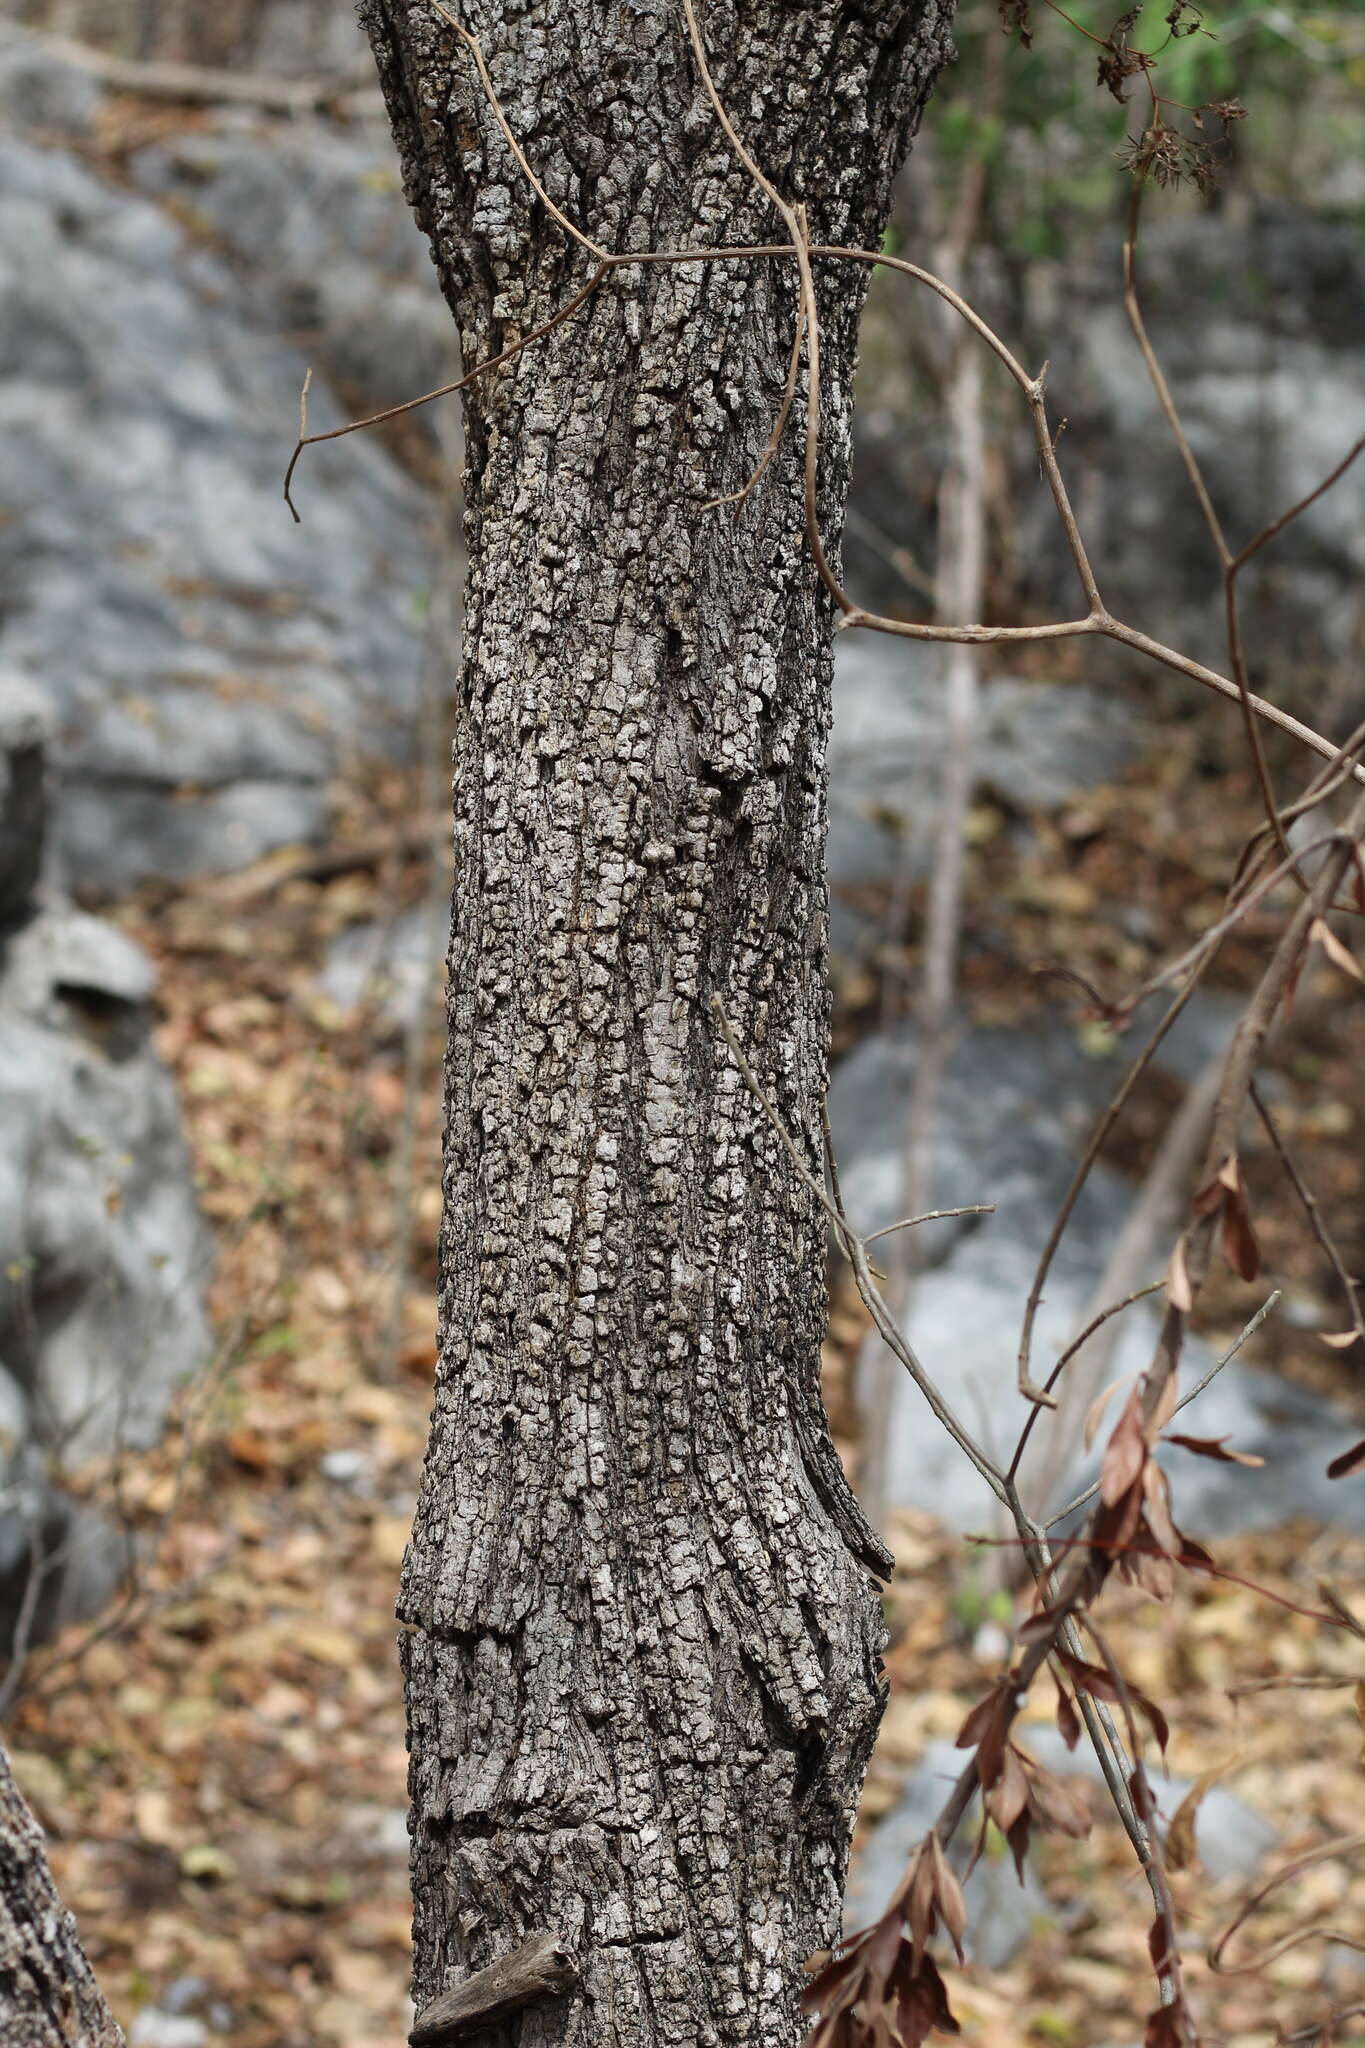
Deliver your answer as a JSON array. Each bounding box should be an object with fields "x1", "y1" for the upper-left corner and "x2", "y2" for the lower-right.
[
  {"x1": 0, "y1": 27, "x2": 439, "y2": 896},
  {"x1": 0, "y1": 673, "x2": 210, "y2": 1653}
]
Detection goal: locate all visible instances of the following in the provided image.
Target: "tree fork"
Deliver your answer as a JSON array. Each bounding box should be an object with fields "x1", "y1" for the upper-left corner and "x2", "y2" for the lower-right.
[{"x1": 359, "y1": 2, "x2": 954, "y2": 2041}]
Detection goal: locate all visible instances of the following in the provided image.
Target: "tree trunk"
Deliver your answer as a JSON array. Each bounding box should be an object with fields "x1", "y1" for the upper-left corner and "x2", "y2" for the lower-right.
[
  {"x1": 359, "y1": 3, "x2": 952, "y2": 2041},
  {"x1": 0, "y1": 1738, "x2": 122, "y2": 2048}
]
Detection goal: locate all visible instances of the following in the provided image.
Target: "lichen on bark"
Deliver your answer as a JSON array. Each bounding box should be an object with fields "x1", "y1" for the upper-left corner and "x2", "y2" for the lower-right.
[{"x1": 358, "y1": 2, "x2": 954, "y2": 2040}]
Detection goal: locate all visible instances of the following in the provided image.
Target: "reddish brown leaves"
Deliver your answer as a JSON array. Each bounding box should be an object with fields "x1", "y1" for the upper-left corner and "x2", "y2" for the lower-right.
[
  {"x1": 955, "y1": 1676, "x2": 1013, "y2": 1794},
  {"x1": 1143, "y1": 2000, "x2": 1186, "y2": 2048},
  {"x1": 1101, "y1": 1389, "x2": 1148, "y2": 1507},
  {"x1": 996, "y1": 0, "x2": 1033, "y2": 46},
  {"x1": 1327, "y1": 1438, "x2": 1365, "y2": 1481},
  {"x1": 1193, "y1": 1153, "x2": 1260, "y2": 1283},
  {"x1": 970, "y1": 1739, "x2": 1094, "y2": 1882},
  {"x1": 894, "y1": 1956, "x2": 960, "y2": 2043},
  {"x1": 1164, "y1": 1433, "x2": 1264, "y2": 1467},
  {"x1": 1055, "y1": 1678, "x2": 1082, "y2": 1752},
  {"x1": 1058, "y1": 1649, "x2": 1170, "y2": 1756},
  {"x1": 802, "y1": 1870, "x2": 962, "y2": 2048}
]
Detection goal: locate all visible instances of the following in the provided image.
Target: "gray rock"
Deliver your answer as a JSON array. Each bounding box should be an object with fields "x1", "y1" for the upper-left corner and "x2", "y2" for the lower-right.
[
  {"x1": 129, "y1": 121, "x2": 460, "y2": 442},
  {"x1": 318, "y1": 909, "x2": 444, "y2": 1032},
  {"x1": 0, "y1": 672, "x2": 53, "y2": 928},
  {"x1": 0, "y1": 113, "x2": 434, "y2": 892},
  {"x1": 827, "y1": 1014, "x2": 1137, "y2": 1265},
  {"x1": 159, "y1": 1977, "x2": 211, "y2": 2018},
  {"x1": 830, "y1": 1015, "x2": 1365, "y2": 1536},
  {"x1": 827, "y1": 636, "x2": 1144, "y2": 952},
  {"x1": 319, "y1": 1446, "x2": 372, "y2": 1489},
  {"x1": 0, "y1": 29, "x2": 100, "y2": 138},
  {"x1": 0, "y1": 903, "x2": 210, "y2": 1458},
  {"x1": 0, "y1": 896, "x2": 210, "y2": 1650},
  {"x1": 129, "y1": 2013, "x2": 210, "y2": 2048}
]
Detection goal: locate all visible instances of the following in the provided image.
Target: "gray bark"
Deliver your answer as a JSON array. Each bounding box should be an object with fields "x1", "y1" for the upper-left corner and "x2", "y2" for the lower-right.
[
  {"x1": 359, "y1": 3, "x2": 953, "y2": 2042},
  {"x1": 0, "y1": 1737, "x2": 122, "y2": 2048}
]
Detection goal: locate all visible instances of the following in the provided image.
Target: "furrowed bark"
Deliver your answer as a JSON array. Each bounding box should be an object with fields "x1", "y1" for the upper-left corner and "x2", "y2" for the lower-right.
[
  {"x1": 358, "y1": 3, "x2": 953, "y2": 2041},
  {"x1": 0, "y1": 1738, "x2": 122, "y2": 2048}
]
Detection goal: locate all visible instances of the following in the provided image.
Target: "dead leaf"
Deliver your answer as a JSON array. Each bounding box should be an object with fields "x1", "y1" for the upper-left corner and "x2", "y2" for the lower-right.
[
  {"x1": 1101, "y1": 1391, "x2": 1147, "y2": 1506},
  {"x1": 1163, "y1": 1433, "x2": 1265, "y2": 1467},
  {"x1": 1084, "y1": 1374, "x2": 1130, "y2": 1451},
  {"x1": 1164, "y1": 1775, "x2": 1213, "y2": 1873},
  {"x1": 1311, "y1": 916, "x2": 1364, "y2": 981},
  {"x1": 1328, "y1": 1439, "x2": 1365, "y2": 1481}
]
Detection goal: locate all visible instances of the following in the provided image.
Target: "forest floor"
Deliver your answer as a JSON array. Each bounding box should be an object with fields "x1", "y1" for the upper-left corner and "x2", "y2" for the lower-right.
[{"x1": 10, "y1": 719, "x2": 1365, "y2": 2048}]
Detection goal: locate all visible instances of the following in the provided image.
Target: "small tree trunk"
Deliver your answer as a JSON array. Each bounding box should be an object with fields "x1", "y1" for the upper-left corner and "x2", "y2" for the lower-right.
[
  {"x1": 0, "y1": 1738, "x2": 122, "y2": 2048},
  {"x1": 360, "y1": 4, "x2": 952, "y2": 2041}
]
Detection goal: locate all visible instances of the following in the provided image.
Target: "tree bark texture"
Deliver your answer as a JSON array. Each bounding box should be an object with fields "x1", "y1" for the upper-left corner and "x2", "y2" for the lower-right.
[
  {"x1": 0, "y1": 1738, "x2": 122, "y2": 2048},
  {"x1": 359, "y1": 3, "x2": 953, "y2": 2042}
]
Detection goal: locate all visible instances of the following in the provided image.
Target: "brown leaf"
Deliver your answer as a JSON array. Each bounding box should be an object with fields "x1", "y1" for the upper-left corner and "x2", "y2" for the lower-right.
[
  {"x1": 802, "y1": 1938, "x2": 868, "y2": 2015},
  {"x1": 906, "y1": 1845, "x2": 936, "y2": 1973},
  {"x1": 1101, "y1": 1390, "x2": 1148, "y2": 1506},
  {"x1": 1127, "y1": 1543, "x2": 1176, "y2": 1603},
  {"x1": 1025, "y1": 1762, "x2": 1092, "y2": 1839},
  {"x1": 1147, "y1": 1368, "x2": 1179, "y2": 1438},
  {"x1": 988, "y1": 1744, "x2": 1030, "y2": 1833},
  {"x1": 1018, "y1": 1600, "x2": 1067, "y2": 1646},
  {"x1": 1164, "y1": 1432, "x2": 1264, "y2": 1467},
  {"x1": 928, "y1": 1833, "x2": 967, "y2": 1965},
  {"x1": 1083, "y1": 1374, "x2": 1127, "y2": 1451},
  {"x1": 1147, "y1": 1914, "x2": 1173, "y2": 1978},
  {"x1": 955, "y1": 1678, "x2": 1012, "y2": 1791},
  {"x1": 954, "y1": 1680, "x2": 1007, "y2": 1752},
  {"x1": 1144, "y1": 2003, "x2": 1185, "y2": 2048},
  {"x1": 1311, "y1": 915, "x2": 1364, "y2": 981},
  {"x1": 863, "y1": 1913, "x2": 903, "y2": 1993},
  {"x1": 1055, "y1": 1680, "x2": 1081, "y2": 1752},
  {"x1": 1142, "y1": 1463, "x2": 1182, "y2": 1558},
  {"x1": 1004, "y1": 1810, "x2": 1032, "y2": 1882},
  {"x1": 1164, "y1": 1776, "x2": 1212, "y2": 1873},
  {"x1": 1059, "y1": 1650, "x2": 1170, "y2": 1755},
  {"x1": 1220, "y1": 1180, "x2": 1260, "y2": 1282},
  {"x1": 1166, "y1": 1234, "x2": 1194, "y2": 1313},
  {"x1": 1091, "y1": 1475, "x2": 1145, "y2": 1561},
  {"x1": 893, "y1": 1952, "x2": 960, "y2": 2042},
  {"x1": 1328, "y1": 1438, "x2": 1365, "y2": 1481}
]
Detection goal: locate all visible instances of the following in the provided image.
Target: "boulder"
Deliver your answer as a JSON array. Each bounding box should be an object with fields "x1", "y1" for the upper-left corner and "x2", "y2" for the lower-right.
[
  {"x1": 0, "y1": 682, "x2": 210, "y2": 1648},
  {"x1": 0, "y1": 901, "x2": 210, "y2": 1462},
  {"x1": 0, "y1": 51, "x2": 436, "y2": 893},
  {"x1": 828, "y1": 1014, "x2": 1365, "y2": 1537},
  {"x1": 128, "y1": 118, "x2": 460, "y2": 444},
  {"x1": 0, "y1": 673, "x2": 52, "y2": 929},
  {"x1": 827, "y1": 635, "x2": 1144, "y2": 954}
]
